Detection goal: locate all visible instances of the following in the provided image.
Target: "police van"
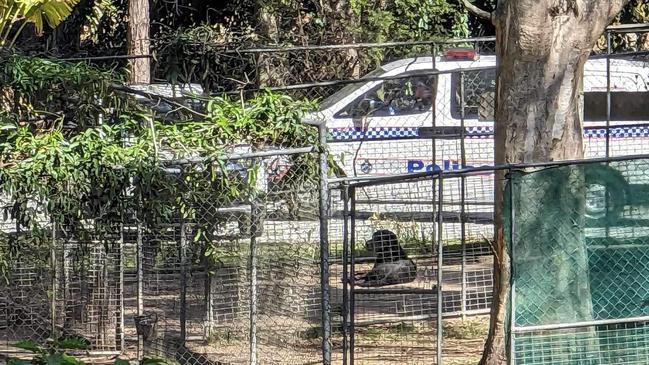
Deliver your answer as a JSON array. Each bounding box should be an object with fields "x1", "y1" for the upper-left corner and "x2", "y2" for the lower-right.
[
  {"x1": 309, "y1": 49, "x2": 649, "y2": 224},
  {"x1": 311, "y1": 49, "x2": 649, "y2": 178}
]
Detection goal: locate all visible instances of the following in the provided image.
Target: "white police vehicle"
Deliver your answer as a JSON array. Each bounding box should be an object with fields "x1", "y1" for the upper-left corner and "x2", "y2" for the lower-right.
[
  {"x1": 312, "y1": 49, "x2": 649, "y2": 178},
  {"x1": 309, "y1": 49, "x2": 649, "y2": 223}
]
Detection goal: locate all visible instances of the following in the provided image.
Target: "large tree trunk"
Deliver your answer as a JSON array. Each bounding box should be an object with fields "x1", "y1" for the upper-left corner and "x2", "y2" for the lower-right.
[
  {"x1": 480, "y1": 1, "x2": 630, "y2": 364},
  {"x1": 127, "y1": 0, "x2": 151, "y2": 84}
]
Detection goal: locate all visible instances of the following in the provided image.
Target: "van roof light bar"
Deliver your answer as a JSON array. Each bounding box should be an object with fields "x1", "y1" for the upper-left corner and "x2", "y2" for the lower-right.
[{"x1": 444, "y1": 48, "x2": 479, "y2": 61}]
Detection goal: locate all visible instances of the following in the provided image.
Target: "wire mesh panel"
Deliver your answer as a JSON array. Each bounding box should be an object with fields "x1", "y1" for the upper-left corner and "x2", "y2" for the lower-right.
[
  {"x1": 344, "y1": 167, "x2": 496, "y2": 364},
  {"x1": 349, "y1": 181, "x2": 438, "y2": 365},
  {"x1": 515, "y1": 322, "x2": 649, "y2": 365},
  {"x1": 54, "y1": 221, "x2": 124, "y2": 352},
  {"x1": 138, "y1": 149, "x2": 327, "y2": 365},
  {"x1": 0, "y1": 230, "x2": 53, "y2": 346},
  {"x1": 509, "y1": 158, "x2": 649, "y2": 364}
]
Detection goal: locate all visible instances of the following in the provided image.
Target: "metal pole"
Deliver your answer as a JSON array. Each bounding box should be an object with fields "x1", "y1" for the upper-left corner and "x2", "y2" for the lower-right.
[
  {"x1": 605, "y1": 31, "x2": 612, "y2": 243},
  {"x1": 606, "y1": 30, "x2": 612, "y2": 159},
  {"x1": 136, "y1": 222, "x2": 144, "y2": 361},
  {"x1": 431, "y1": 46, "x2": 438, "y2": 272},
  {"x1": 119, "y1": 223, "x2": 125, "y2": 351},
  {"x1": 51, "y1": 219, "x2": 57, "y2": 337},
  {"x1": 341, "y1": 184, "x2": 350, "y2": 365},
  {"x1": 507, "y1": 169, "x2": 516, "y2": 365},
  {"x1": 436, "y1": 175, "x2": 444, "y2": 365},
  {"x1": 349, "y1": 188, "x2": 356, "y2": 365},
  {"x1": 205, "y1": 265, "x2": 213, "y2": 340},
  {"x1": 459, "y1": 71, "x2": 467, "y2": 320},
  {"x1": 431, "y1": 46, "x2": 437, "y2": 178},
  {"x1": 514, "y1": 315, "x2": 649, "y2": 333},
  {"x1": 179, "y1": 223, "x2": 188, "y2": 342},
  {"x1": 317, "y1": 123, "x2": 332, "y2": 365},
  {"x1": 249, "y1": 202, "x2": 259, "y2": 365}
]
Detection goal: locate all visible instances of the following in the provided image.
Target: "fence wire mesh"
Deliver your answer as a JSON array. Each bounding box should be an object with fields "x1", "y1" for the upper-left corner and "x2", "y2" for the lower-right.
[
  {"x1": 341, "y1": 168, "x2": 495, "y2": 364},
  {"x1": 131, "y1": 148, "x2": 326, "y2": 364},
  {"x1": 1, "y1": 30, "x2": 649, "y2": 365},
  {"x1": 509, "y1": 158, "x2": 649, "y2": 364}
]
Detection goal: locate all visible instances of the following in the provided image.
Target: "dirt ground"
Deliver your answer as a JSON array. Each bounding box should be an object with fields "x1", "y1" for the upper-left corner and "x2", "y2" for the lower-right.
[{"x1": 185, "y1": 315, "x2": 489, "y2": 365}]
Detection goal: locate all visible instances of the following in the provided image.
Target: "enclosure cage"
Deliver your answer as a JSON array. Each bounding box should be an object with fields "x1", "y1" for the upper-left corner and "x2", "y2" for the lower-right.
[
  {"x1": 337, "y1": 154, "x2": 649, "y2": 365},
  {"x1": 338, "y1": 165, "x2": 496, "y2": 364}
]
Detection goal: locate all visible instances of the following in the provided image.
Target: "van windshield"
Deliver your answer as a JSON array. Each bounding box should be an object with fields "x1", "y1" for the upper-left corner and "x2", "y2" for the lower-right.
[{"x1": 319, "y1": 66, "x2": 389, "y2": 110}]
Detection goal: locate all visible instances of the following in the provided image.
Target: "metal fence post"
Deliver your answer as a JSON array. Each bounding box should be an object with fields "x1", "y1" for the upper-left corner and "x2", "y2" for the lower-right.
[
  {"x1": 50, "y1": 219, "x2": 57, "y2": 337},
  {"x1": 137, "y1": 222, "x2": 144, "y2": 361},
  {"x1": 249, "y1": 200, "x2": 259, "y2": 365},
  {"x1": 180, "y1": 222, "x2": 188, "y2": 342},
  {"x1": 507, "y1": 168, "x2": 516, "y2": 365},
  {"x1": 459, "y1": 71, "x2": 467, "y2": 320},
  {"x1": 317, "y1": 123, "x2": 332, "y2": 365},
  {"x1": 349, "y1": 187, "x2": 356, "y2": 365},
  {"x1": 605, "y1": 31, "x2": 612, "y2": 243},
  {"x1": 341, "y1": 183, "x2": 350, "y2": 365},
  {"x1": 119, "y1": 222, "x2": 125, "y2": 351},
  {"x1": 436, "y1": 174, "x2": 444, "y2": 365},
  {"x1": 606, "y1": 30, "x2": 612, "y2": 159},
  {"x1": 204, "y1": 264, "x2": 213, "y2": 340}
]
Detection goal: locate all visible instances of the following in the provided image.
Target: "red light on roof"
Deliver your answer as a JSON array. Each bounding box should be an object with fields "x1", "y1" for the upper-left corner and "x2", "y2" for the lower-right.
[{"x1": 444, "y1": 48, "x2": 478, "y2": 61}]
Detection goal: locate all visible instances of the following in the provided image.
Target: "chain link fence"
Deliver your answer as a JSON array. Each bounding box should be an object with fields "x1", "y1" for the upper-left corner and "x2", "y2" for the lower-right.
[
  {"x1": 0, "y1": 132, "x2": 330, "y2": 364},
  {"x1": 509, "y1": 157, "x2": 649, "y2": 364},
  {"x1": 339, "y1": 167, "x2": 494, "y2": 364},
  {"x1": 134, "y1": 143, "x2": 328, "y2": 364},
  {"x1": 1, "y1": 29, "x2": 649, "y2": 364}
]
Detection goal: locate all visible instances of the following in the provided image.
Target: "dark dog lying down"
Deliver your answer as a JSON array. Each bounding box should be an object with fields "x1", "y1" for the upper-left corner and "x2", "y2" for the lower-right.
[{"x1": 355, "y1": 229, "x2": 417, "y2": 287}]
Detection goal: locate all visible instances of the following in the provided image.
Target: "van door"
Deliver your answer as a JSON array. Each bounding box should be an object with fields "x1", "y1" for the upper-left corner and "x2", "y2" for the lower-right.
[{"x1": 330, "y1": 72, "x2": 438, "y2": 177}]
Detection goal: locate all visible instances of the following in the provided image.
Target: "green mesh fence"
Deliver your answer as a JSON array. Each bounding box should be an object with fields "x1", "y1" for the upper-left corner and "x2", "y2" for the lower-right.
[{"x1": 508, "y1": 158, "x2": 649, "y2": 364}]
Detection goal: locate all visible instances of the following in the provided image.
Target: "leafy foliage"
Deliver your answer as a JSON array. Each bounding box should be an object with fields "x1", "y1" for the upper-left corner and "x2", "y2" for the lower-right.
[
  {"x1": 8, "y1": 337, "x2": 88, "y2": 365},
  {"x1": 593, "y1": 0, "x2": 649, "y2": 52},
  {"x1": 152, "y1": 0, "x2": 469, "y2": 93},
  {"x1": 0, "y1": 54, "x2": 125, "y2": 132},
  {"x1": 0, "y1": 0, "x2": 79, "y2": 48},
  {"x1": 0, "y1": 55, "x2": 321, "y2": 269}
]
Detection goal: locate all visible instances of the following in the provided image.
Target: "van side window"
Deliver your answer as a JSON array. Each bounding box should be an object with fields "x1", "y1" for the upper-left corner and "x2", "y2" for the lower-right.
[
  {"x1": 584, "y1": 92, "x2": 649, "y2": 121},
  {"x1": 335, "y1": 74, "x2": 437, "y2": 119},
  {"x1": 451, "y1": 69, "x2": 496, "y2": 121}
]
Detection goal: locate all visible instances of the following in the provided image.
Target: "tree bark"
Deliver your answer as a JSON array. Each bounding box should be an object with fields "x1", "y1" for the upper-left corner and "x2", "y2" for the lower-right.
[
  {"x1": 127, "y1": 0, "x2": 151, "y2": 84},
  {"x1": 480, "y1": 1, "x2": 630, "y2": 364}
]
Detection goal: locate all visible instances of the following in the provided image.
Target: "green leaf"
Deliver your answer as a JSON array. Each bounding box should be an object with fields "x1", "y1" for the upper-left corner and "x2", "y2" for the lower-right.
[
  {"x1": 46, "y1": 352, "x2": 64, "y2": 365},
  {"x1": 56, "y1": 336, "x2": 90, "y2": 350},
  {"x1": 60, "y1": 353, "x2": 86, "y2": 365},
  {"x1": 14, "y1": 339, "x2": 41, "y2": 352},
  {"x1": 114, "y1": 358, "x2": 130, "y2": 365},
  {"x1": 7, "y1": 359, "x2": 32, "y2": 365},
  {"x1": 141, "y1": 357, "x2": 173, "y2": 365}
]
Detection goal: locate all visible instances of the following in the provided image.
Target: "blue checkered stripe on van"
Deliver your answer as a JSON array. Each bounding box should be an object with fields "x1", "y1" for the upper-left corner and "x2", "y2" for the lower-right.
[
  {"x1": 329, "y1": 126, "x2": 649, "y2": 141},
  {"x1": 465, "y1": 126, "x2": 649, "y2": 138},
  {"x1": 465, "y1": 126, "x2": 492, "y2": 138},
  {"x1": 584, "y1": 126, "x2": 649, "y2": 138},
  {"x1": 329, "y1": 127, "x2": 419, "y2": 141}
]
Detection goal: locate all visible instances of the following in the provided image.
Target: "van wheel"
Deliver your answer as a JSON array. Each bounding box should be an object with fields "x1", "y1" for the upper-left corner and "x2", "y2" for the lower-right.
[{"x1": 583, "y1": 165, "x2": 628, "y2": 224}]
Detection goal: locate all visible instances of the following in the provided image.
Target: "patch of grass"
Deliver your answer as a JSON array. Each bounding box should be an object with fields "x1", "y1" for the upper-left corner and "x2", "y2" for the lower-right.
[
  {"x1": 443, "y1": 318, "x2": 489, "y2": 340},
  {"x1": 299, "y1": 324, "x2": 344, "y2": 340},
  {"x1": 356, "y1": 322, "x2": 419, "y2": 338}
]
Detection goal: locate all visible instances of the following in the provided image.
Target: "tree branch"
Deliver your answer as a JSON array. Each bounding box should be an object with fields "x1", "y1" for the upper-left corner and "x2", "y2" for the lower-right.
[
  {"x1": 110, "y1": 84, "x2": 208, "y2": 118},
  {"x1": 460, "y1": 0, "x2": 494, "y2": 24}
]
